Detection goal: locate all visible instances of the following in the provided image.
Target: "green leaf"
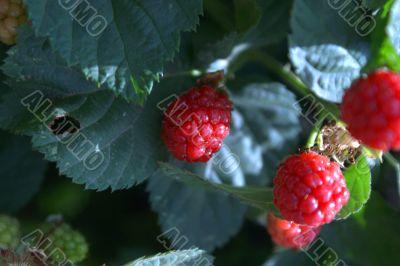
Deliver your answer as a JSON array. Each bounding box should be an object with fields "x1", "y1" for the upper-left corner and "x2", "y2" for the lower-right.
[
  {"x1": 262, "y1": 250, "x2": 314, "y2": 266},
  {"x1": 226, "y1": 110, "x2": 264, "y2": 178},
  {"x1": 231, "y1": 83, "x2": 301, "y2": 181},
  {"x1": 336, "y1": 155, "x2": 372, "y2": 219},
  {"x1": 189, "y1": 80, "x2": 298, "y2": 185},
  {"x1": 262, "y1": 243, "x2": 346, "y2": 266},
  {"x1": 198, "y1": 0, "x2": 266, "y2": 40},
  {"x1": 362, "y1": 0, "x2": 391, "y2": 9},
  {"x1": 158, "y1": 162, "x2": 276, "y2": 211},
  {"x1": 377, "y1": 153, "x2": 400, "y2": 208},
  {"x1": 0, "y1": 28, "x2": 180, "y2": 190},
  {"x1": 124, "y1": 249, "x2": 214, "y2": 266},
  {"x1": 227, "y1": 82, "x2": 301, "y2": 185},
  {"x1": 148, "y1": 162, "x2": 247, "y2": 251},
  {"x1": 234, "y1": 0, "x2": 262, "y2": 33},
  {"x1": 24, "y1": 0, "x2": 203, "y2": 103},
  {"x1": 232, "y1": 83, "x2": 300, "y2": 150},
  {"x1": 365, "y1": 0, "x2": 400, "y2": 72},
  {"x1": 199, "y1": 0, "x2": 293, "y2": 70},
  {"x1": 244, "y1": 0, "x2": 293, "y2": 46},
  {"x1": 289, "y1": 0, "x2": 370, "y2": 103},
  {"x1": 0, "y1": 130, "x2": 47, "y2": 212},
  {"x1": 322, "y1": 192, "x2": 400, "y2": 265}
]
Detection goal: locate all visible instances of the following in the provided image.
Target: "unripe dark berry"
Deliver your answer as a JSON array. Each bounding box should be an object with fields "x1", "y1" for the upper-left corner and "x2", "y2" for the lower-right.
[
  {"x1": 45, "y1": 224, "x2": 88, "y2": 264},
  {"x1": 0, "y1": 215, "x2": 20, "y2": 250}
]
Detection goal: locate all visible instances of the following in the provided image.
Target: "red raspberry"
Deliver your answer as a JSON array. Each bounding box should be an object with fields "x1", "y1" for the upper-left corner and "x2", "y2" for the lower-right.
[
  {"x1": 273, "y1": 151, "x2": 349, "y2": 226},
  {"x1": 161, "y1": 85, "x2": 232, "y2": 162},
  {"x1": 341, "y1": 70, "x2": 400, "y2": 151},
  {"x1": 267, "y1": 213, "x2": 320, "y2": 249}
]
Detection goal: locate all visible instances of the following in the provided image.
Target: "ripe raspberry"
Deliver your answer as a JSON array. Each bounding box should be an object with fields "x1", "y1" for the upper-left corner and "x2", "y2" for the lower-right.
[
  {"x1": 45, "y1": 224, "x2": 88, "y2": 263},
  {"x1": 0, "y1": 0, "x2": 28, "y2": 45},
  {"x1": 266, "y1": 213, "x2": 320, "y2": 249},
  {"x1": 341, "y1": 70, "x2": 400, "y2": 151},
  {"x1": 0, "y1": 215, "x2": 20, "y2": 249},
  {"x1": 162, "y1": 85, "x2": 232, "y2": 162},
  {"x1": 273, "y1": 151, "x2": 349, "y2": 226}
]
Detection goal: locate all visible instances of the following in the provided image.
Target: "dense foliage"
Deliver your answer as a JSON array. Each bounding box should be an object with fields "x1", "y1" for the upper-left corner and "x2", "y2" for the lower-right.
[{"x1": 1, "y1": 0, "x2": 400, "y2": 265}]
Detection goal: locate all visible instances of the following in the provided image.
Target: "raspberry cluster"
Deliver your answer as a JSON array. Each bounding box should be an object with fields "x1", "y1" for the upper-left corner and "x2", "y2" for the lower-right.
[
  {"x1": 273, "y1": 151, "x2": 349, "y2": 226},
  {"x1": 162, "y1": 85, "x2": 232, "y2": 162},
  {"x1": 267, "y1": 213, "x2": 320, "y2": 249},
  {"x1": 0, "y1": 0, "x2": 27, "y2": 45},
  {"x1": 0, "y1": 215, "x2": 20, "y2": 249},
  {"x1": 341, "y1": 70, "x2": 400, "y2": 151},
  {"x1": 46, "y1": 224, "x2": 88, "y2": 263}
]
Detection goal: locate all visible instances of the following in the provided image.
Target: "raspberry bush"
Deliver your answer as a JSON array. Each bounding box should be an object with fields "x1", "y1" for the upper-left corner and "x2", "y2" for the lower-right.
[{"x1": 0, "y1": 0, "x2": 400, "y2": 265}]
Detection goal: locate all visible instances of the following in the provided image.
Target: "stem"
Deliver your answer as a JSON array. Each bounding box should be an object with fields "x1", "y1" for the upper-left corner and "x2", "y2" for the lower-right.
[
  {"x1": 228, "y1": 49, "x2": 340, "y2": 118},
  {"x1": 162, "y1": 69, "x2": 204, "y2": 79},
  {"x1": 228, "y1": 50, "x2": 308, "y2": 97},
  {"x1": 305, "y1": 124, "x2": 320, "y2": 149},
  {"x1": 304, "y1": 110, "x2": 328, "y2": 149}
]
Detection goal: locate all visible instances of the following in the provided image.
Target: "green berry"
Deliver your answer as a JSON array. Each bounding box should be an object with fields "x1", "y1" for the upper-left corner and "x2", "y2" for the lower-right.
[
  {"x1": 0, "y1": 215, "x2": 20, "y2": 249},
  {"x1": 46, "y1": 224, "x2": 88, "y2": 263}
]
